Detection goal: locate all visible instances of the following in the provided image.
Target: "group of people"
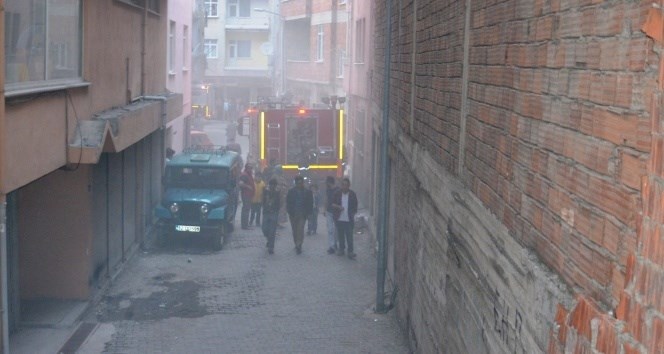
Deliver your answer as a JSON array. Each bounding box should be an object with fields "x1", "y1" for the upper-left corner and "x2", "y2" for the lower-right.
[{"x1": 236, "y1": 163, "x2": 358, "y2": 258}]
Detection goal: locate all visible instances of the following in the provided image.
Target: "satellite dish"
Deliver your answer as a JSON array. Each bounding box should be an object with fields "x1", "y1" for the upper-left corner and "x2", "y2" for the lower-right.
[{"x1": 260, "y1": 42, "x2": 274, "y2": 55}]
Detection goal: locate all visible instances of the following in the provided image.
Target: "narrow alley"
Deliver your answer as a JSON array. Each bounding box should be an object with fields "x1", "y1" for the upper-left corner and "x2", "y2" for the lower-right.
[{"x1": 63, "y1": 121, "x2": 406, "y2": 354}]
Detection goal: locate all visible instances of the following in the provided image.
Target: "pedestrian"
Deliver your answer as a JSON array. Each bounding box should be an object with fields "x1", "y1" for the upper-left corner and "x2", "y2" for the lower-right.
[
  {"x1": 250, "y1": 173, "x2": 265, "y2": 226},
  {"x1": 286, "y1": 175, "x2": 313, "y2": 254},
  {"x1": 324, "y1": 176, "x2": 339, "y2": 254},
  {"x1": 165, "y1": 147, "x2": 175, "y2": 163},
  {"x1": 238, "y1": 163, "x2": 255, "y2": 230},
  {"x1": 307, "y1": 183, "x2": 320, "y2": 235},
  {"x1": 262, "y1": 178, "x2": 281, "y2": 254},
  {"x1": 331, "y1": 178, "x2": 358, "y2": 259}
]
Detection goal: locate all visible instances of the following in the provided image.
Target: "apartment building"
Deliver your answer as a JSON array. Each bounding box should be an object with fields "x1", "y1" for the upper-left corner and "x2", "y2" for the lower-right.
[
  {"x1": 203, "y1": 0, "x2": 273, "y2": 113},
  {"x1": 0, "y1": 1, "x2": 182, "y2": 350},
  {"x1": 281, "y1": 0, "x2": 347, "y2": 107}
]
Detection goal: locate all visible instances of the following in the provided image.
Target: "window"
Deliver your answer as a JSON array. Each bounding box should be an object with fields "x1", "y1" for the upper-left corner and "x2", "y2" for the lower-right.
[
  {"x1": 204, "y1": 39, "x2": 218, "y2": 59},
  {"x1": 168, "y1": 21, "x2": 176, "y2": 73},
  {"x1": 316, "y1": 24, "x2": 324, "y2": 62},
  {"x1": 5, "y1": 0, "x2": 82, "y2": 90},
  {"x1": 183, "y1": 26, "x2": 188, "y2": 69},
  {"x1": 228, "y1": 40, "x2": 251, "y2": 59},
  {"x1": 355, "y1": 18, "x2": 365, "y2": 63},
  {"x1": 228, "y1": 0, "x2": 251, "y2": 18},
  {"x1": 205, "y1": 0, "x2": 218, "y2": 17}
]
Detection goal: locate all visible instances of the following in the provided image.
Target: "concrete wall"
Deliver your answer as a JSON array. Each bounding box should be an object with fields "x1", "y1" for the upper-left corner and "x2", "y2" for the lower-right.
[{"x1": 374, "y1": 0, "x2": 663, "y2": 353}]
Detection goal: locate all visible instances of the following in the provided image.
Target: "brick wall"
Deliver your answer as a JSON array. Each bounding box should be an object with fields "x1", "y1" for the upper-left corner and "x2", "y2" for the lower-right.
[{"x1": 373, "y1": 0, "x2": 663, "y2": 353}]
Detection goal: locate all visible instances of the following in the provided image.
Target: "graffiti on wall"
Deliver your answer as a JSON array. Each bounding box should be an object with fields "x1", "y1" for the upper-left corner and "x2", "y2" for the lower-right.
[{"x1": 491, "y1": 290, "x2": 526, "y2": 354}]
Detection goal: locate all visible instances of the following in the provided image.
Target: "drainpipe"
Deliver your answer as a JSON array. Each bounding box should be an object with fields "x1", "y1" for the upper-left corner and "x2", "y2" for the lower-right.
[{"x1": 375, "y1": 0, "x2": 393, "y2": 314}]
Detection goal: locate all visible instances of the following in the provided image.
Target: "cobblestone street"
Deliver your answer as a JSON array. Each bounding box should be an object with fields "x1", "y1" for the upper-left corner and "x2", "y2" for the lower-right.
[{"x1": 77, "y1": 212, "x2": 409, "y2": 353}]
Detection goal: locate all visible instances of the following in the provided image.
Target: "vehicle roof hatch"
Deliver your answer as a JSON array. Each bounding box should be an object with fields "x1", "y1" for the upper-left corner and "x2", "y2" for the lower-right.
[{"x1": 190, "y1": 154, "x2": 211, "y2": 162}]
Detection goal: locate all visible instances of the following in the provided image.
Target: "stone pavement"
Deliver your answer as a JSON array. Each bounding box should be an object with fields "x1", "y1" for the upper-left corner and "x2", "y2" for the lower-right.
[{"x1": 76, "y1": 218, "x2": 409, "y2": 354}]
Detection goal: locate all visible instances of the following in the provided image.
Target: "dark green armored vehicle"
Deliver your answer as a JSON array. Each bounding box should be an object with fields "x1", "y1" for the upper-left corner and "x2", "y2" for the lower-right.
[{"x1": 155, "y1": 149, "x2": 241, "y2": 250}]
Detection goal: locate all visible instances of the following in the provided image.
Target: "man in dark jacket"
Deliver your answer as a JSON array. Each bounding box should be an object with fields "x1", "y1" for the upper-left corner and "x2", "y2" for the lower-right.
[
  {"x1": 331, "y1": 178, "x2": 358, "y2": 259},
  {"x1": 262, "y1": 178, "x2": 281, "y2": 254},
  {"x1": 286, "y1": 175, "x2": 313, "y2": 254}
]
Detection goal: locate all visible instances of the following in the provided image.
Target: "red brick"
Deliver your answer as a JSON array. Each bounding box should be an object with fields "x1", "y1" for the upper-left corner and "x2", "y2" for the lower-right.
[
  {"x1": 615, "y1": 74, "x2": 633, "y2": 109},
  {"x1": 620, "y1": 151, "x2": 646, "y2": 190},
  {"x1": 648, "y1": 136, "x2": 664, "y2": 176},
  {"x1": 629, "y1": 38, "x2": 651, "y2": 71},
  {"x1": 610, "y1": 267, "x2": 625, "y2": 305},
  {"x1": 591, "y1": 108, "x2": 641, "y2": 149},
  {"x1": 642, "y1": 7, "x2": 664, "y2": 43},
  {"x1": 642, "y1": 223, "x2": 664, "y2": 265},
  {"x1": 548, "y1": 337, "x2": 563, "y2": 354},
  {"x1": 618, "y1": 296, "x2": 646, "y2": 343},
  {"x1": 634, "y1": 262, "x2": 664, "y2": 314},
  {"x1": 603, "y1": 220, "x2": 621, "y2": 257},
  {"x1": 622, "y1": 342, "x2": 640, "y2": 354},
  {"x1": 595, "y1": 316, "x2": 619, "y2": 354},
  {"x1": 648, "y1": 316, "x2": 664, "y2": 354},
  {"x1": 596, "y1": 4, "x2": 624, "y2": 37}
]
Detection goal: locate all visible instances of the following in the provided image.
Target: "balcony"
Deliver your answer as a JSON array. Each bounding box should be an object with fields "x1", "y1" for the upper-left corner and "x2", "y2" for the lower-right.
[{"x1": 225, "y1": 16, "x2": 269, "y2": 31}]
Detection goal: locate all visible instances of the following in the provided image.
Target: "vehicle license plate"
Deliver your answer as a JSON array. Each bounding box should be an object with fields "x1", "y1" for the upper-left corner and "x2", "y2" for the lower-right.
[{"x1": 175, "y1": 225, "x2": 201, "y2": 232}]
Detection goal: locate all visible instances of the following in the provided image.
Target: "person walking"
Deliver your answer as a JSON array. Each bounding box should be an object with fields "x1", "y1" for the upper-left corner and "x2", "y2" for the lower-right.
[
  {"x1": 307, "y1": 183, "x2": 321, "y2": 235},
  {"x1": 331, "y1": 178, "x2": 358, "y2": 259},
  {"x1": 238, "y1": 163, "x2": 255, "y2": 230},
  {"x1": 250, "y1": 173, "x2": 265, "y2": 226},
  {"x1": 286, "y1": 175, "x2": 313, "y2": 254},
  {"x1": 261, "y1": 178, "x2": 281, "y2": 254},
  {"x1": 324, "y1": 176, "x2": 339, "y2": 254}
]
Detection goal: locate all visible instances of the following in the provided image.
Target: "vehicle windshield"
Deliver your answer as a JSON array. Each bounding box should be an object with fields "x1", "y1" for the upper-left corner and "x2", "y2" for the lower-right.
[{"x1": 166, "y1": 166, "x2": 229, "y2": 189}]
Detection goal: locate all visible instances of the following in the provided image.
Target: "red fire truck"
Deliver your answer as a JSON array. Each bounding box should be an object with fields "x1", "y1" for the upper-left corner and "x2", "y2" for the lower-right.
[{"x1": 248, "y1": 106, "x2": 345, "y2": 181}]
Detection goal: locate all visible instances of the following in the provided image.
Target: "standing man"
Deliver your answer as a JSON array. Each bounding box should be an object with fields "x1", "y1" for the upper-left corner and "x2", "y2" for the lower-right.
[
  {"x1": 332, "y1": 178, "x2": 358, "y2": 259},
  {"x1": 324, "y1": 176, "x2": 339, "y2": 254},
  {"x1": 286, "y1": 175, "x2": 313, "y2": 254},
  {"x1": 250, "y1": 173, "x2": 265, "y2": 226},
  {"x1": 238, "y1": 163, "x2": 255, "y2": 230},
  {"x1": 262, "y1": 178, "x2": 281, "y2": 254}
]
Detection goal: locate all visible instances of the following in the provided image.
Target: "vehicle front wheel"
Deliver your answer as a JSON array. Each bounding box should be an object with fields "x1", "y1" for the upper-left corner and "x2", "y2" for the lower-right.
[{"x1": 211, "y1": 230, "x2": 224, "y2": 251}]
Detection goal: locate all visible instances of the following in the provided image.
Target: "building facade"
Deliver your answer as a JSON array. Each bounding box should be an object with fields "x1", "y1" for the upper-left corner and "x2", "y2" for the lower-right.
[
  {"x1": 203, "y1": 0, "x2": 273, "y2": 115},
  {"x1": 343, "y1": 0, "x2": 373, "y2": 211},
  {"x1": 281, "y1": 0, "x2": 347, "y2": 107},
  {"x1": 374, "y1": 1, "x2": 664, "y2": 353},
  {"x1": 167, "y1": 0, "x2": 194, "y2": 153},
  {"x1": 0, "y1": 0, "x2": 182, "y2": 351}
]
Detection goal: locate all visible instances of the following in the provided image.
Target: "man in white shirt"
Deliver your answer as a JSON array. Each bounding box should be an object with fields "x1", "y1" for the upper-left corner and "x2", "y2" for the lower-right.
[{"x1": 331, "y1": 178, "x2": 358, "y2": 259}]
